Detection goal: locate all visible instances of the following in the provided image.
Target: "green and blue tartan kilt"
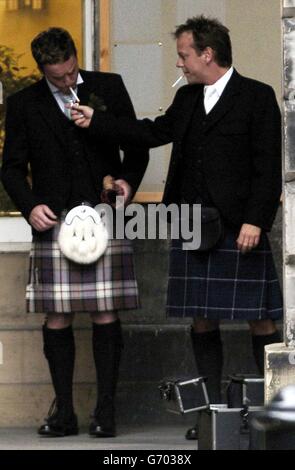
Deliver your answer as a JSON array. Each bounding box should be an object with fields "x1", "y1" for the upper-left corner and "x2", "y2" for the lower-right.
[
  {"x1": 26, "y1": 224, "x2": 139, "y2": 314},
  {"x1": 166, "y1": 229, "x2": 283, "y2": 321}
]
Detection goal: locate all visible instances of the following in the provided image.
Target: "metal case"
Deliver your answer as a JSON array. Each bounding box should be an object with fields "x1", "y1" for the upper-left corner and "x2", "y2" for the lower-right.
[
  {"x1": 227, "y1": 374, "x2": 264, "y2": 408},
  {"x1": 198, "y1": 405, "x2": 242, "y2": 450},
  {"x1": 159, "y1": 376, "x2": 209, "y2": 414}
]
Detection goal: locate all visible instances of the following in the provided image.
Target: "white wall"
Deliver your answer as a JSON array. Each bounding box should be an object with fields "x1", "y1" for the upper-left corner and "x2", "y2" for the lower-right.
[{"x1": 176, "y1": 0, "x2": 226, "y2": 23}]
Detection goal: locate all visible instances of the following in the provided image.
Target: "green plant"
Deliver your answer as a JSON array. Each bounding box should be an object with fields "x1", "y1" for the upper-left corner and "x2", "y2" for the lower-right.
[{"x1": 0, "y1": 45, "x2": 39, "y2": 211}]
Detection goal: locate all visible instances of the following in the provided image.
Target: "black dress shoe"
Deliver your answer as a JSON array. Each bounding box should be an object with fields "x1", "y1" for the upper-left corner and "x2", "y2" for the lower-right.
[
  {"x1": 38, "y1": 418, "x2": 78, "y2": 437},
  {"x1": 89, "y1": 419, "x2": 116, "y2": 438},
  {"x1": 38, "y1": 399, "x2": 79, "y2": 437},
  {"x1": 185, "y1": 425, "x2": 199, "y2": 440},
  {"x1": 89, "y1": 400, "x2": 116, "y2": 438}
]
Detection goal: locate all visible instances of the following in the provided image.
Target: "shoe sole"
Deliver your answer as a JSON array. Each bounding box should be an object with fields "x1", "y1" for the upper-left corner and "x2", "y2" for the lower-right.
[
  {"x1": 89, "y1": 431, "x2": 116, "y2": 438},
  {"x1": 38, "y1": 429, "x2": 79, "y2": 437}
]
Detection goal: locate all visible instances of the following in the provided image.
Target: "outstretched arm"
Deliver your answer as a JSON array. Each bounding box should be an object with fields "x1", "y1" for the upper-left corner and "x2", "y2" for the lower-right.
[{"x1": 70, "y1": 88, "x2": 179, "y2": 149}]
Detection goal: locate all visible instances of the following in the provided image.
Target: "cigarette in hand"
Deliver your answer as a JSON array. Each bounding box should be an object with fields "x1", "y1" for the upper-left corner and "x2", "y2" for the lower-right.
[
  {"x1": 172, "y1": 75, "x2": 185, "y2": 88},
  {"x1": 69, "y1": 87, "x2": 80, "y2": 103}
]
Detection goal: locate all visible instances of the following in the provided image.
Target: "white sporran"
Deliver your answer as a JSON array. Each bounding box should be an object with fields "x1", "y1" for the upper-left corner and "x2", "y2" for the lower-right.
[{"x1": 58, "y1": 205, "x2": 108, "y2": 264}]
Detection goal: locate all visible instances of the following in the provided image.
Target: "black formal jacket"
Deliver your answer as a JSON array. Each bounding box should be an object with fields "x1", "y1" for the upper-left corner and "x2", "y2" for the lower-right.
[
  {"x1": 1, "y1": 70, "x2": 149, "y2": 223},
  {"x1": 89, "y1": 70, "x2": 282, "y2": 231}
]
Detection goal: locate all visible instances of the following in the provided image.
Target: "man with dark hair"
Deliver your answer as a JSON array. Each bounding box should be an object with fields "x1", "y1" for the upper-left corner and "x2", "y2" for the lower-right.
[
  {"x1": 1, "y1": 27, "x2": 149, "y2": 438},
  {"x1": 71, "y1": 15, "x2": 283, "y2": 440},
  {"x1": 31, "y1": 27, "x2": 77, "y2": 69},
  {"x1": 173, "y1": 15, "x2": 232, "y2": 68}
]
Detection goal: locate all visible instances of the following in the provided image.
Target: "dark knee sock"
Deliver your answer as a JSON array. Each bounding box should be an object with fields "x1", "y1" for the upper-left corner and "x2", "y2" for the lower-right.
[
  {"x1": 42, "y1": 324, "x2": 75, "y2": 413},
  {"x1": 190, "y1": 328, "x2": 223, "y2": 403},
  {"x1": 252, "y1": 330, "x2": 281, "y2": 375},
  {"x1": 92, "y1": 320, "x2": 123, "y2": 415}
]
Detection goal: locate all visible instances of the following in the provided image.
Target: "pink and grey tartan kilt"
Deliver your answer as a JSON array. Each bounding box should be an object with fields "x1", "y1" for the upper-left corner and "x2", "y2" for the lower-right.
[{"x1": 26, "y1": 226, "x2": 139, "y2": 314}]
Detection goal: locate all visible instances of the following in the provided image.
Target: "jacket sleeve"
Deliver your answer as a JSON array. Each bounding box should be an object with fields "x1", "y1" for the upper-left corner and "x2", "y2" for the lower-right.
[
  {"x1": 108, "y1": 75, "x2": 150, "y2": 195},
  {"x1": 89, "y1": 84, "x2": 178, "y2": 150},
  {"x1": 243, "y1": 85, "x2": 282, "y2": 231},
  {"x1": 1, "y1": 94, "x2": 42, "y2": 221}
]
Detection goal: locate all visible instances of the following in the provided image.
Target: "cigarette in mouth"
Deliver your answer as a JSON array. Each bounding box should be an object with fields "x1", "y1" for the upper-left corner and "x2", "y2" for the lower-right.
[
  {"x1": 171, "y1": 75, "x2": 185, "y2": 88},
  {"x1": 69, "y1": 87, "x2": 80, "y2": 103}
]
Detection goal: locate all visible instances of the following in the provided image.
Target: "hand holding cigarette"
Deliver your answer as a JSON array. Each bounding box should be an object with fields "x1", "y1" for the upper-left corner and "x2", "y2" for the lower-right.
[{"x1": 71, "y1": 104, "x2": 94, "y2": 128}]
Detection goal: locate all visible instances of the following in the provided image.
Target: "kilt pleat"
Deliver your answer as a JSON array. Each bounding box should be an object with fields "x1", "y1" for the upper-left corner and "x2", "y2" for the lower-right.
[
  {"x1": 166, "y1": 229, "x2": 283, "y2": 321},
  {"x1": 26, "y1": 226, "x2": 139, "y2": 314}
]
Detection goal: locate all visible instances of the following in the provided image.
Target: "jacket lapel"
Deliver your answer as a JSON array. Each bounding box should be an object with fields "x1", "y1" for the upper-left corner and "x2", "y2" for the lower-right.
[
  {"x1": 77, "y1": 70, "x2": 103, "y2": 106},
  {"x1": 34, "y1": 73, "x2": 95, "y2": 147},
  {"x1": 76, "y1": 79, "x2": 91, "y2": 106},
  {"x1": 176, "y1": 85, "x2": 203, "y2": 141},
  {"x1": 34, "y1": 79, "x2": 69, "y2": 148},
  {"x1": 204, "y1": 69, "x2": 242, "y2": 132}
]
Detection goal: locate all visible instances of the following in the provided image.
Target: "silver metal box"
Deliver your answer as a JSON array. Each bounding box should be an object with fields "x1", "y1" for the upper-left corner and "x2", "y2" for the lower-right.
[
  {"x1": 198, "y1": 405, "x2": 242, "y2": 450},
  {"x1": 227, "y1": 374, "x2": 264, "y2": 408},
  {"x1": 159, "y1": 376, "x2": 210, "y2": 414}
]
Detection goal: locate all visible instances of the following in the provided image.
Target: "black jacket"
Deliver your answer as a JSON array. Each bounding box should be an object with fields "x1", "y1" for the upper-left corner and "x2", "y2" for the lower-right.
[
  {"x1": 89, "y1": 70, "x2": 282, "y2": 231},
  {"x1": 1, "y1": 70, "x2": 149, "y2": 223}
]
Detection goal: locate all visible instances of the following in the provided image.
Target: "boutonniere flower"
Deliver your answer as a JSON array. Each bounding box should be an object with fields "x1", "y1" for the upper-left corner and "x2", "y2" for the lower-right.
[{"x1": 88, "y1": 93, "x2": 107, "y2": 112}]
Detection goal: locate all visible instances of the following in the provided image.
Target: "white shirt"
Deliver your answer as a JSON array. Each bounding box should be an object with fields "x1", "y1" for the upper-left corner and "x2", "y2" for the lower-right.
[
  {"x1": 46, "y1": 73, "x2": 84, "y2": 114},
  {"x1": 203, "y1": 66, "x2": 234, "y2": 114}
]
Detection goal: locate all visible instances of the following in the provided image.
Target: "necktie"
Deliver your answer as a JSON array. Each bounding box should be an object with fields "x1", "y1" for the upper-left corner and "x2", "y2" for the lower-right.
[
  {"x1": 204, "y1": 86, "x2": 218, "y2": 114},
  {"x1": 60, "y1": 93, "x2": 74, "y2": 119}
]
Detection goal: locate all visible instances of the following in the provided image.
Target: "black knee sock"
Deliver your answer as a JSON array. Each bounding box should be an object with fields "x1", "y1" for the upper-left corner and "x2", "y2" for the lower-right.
[
  {"x1": 252, "y1": 330, "x2": 281, "y2": 375},
  {"x1": 190, "y1": 328, "x2": 223, "y2": 403},
  {"x1": 42, "y1": 324, "x2": 75, "y2": 414},
  {"x1": 92, "y1": 320, "x2": 123, "y2": 421}
]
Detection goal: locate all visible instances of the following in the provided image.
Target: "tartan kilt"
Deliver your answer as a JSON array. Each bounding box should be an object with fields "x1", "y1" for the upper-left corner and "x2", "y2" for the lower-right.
[
  {"x1": 26, "y1": 225, "x2": 139, "y2": 314},
  {"x1": 166, "y1": 229, "x2": 283, "y2": 321}
]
